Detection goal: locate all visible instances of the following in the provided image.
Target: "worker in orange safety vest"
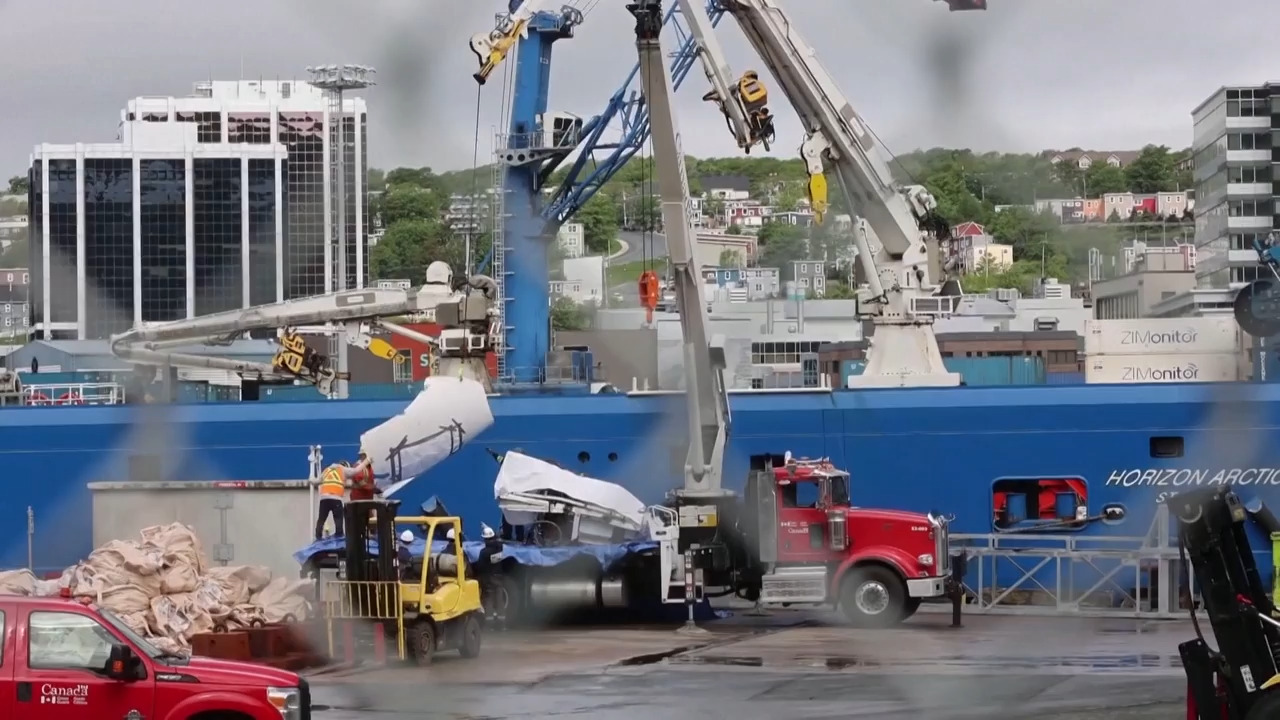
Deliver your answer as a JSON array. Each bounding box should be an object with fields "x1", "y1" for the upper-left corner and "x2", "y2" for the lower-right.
[{"x1": 313, "y1": 454, "x2": 374, "y2": 541}]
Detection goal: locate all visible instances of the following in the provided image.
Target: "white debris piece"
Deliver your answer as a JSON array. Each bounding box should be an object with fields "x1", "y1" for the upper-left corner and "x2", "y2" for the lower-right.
[
  {"x1": 361, "y1": 376, "x2": 495, "y2": 496},
  {"x1": 0, "y1": 522, "x2": 313, "y2": 655},
  {"x1": 495, "y1": 451, "x2": 647, "y2": 542}
]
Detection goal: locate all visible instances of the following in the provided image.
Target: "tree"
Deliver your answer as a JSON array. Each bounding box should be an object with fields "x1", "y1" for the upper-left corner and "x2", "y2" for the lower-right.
[
  {"x1": 718, "y1": 248, "x2": 743, "y2": 268},
  {"x1": 384, "y1": 167, "x2": 439, "y2": 191},
  {"x1": 550, "y1": 296, "x2": 589, "y2": 331},
  {"x1": 369, "y1": 217, "x2": 470, "y2": 280},
  {"x1": 1084, "y1": 162, "x2": 1128, "y2": 197},
  {"x1": 1125, "y1": 145, "x2": 1178, "y2": 194},
  {"x1": 703, "y1": 199, "x2": 725, "y2": 223},
  {"x1": 575, "y1": 193, "x2": 618, "y2": 254},
  {"x1": 726, "y1": 223, "x2": 743, "y2": 235},
  {"x1": 6, "y1": 176, "x2": 27, "y2": 195},
  {"x1": 772, "y1": 182, "x2": 807, "y2": 212},
  {"x1": 758, "y1": 223, "x2": 807, "y2": 269},
  {"x1": 381, "y1": 185, "x2": 447, "y2": 227},
  {"x1": 366, "y1": 168, "x2": 387, "y2": 193}
]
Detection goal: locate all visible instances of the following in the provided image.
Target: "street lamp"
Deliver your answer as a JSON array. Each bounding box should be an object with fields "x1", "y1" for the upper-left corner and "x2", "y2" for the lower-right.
[{"x1": 307, "y1": 63, "x2": 375, "y2": 399}]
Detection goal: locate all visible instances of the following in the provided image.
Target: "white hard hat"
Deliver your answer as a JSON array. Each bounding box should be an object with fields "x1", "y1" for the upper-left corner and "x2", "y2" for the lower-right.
[
  {"x1": 480, "y1": 522, "x2": 495, "y2": 540},
  {"x1": 399, "y1": 530, "x2": 414, "y2": 543},
  {"x1": 445, "y1": 528, "x2": 455, "y2": 540}
]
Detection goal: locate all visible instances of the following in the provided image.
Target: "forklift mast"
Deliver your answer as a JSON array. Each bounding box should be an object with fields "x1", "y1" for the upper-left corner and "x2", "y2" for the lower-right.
[
  {"x1": 1171, "y1": 486, "x2": 1280, "y2": 717},
  {"x1": 344, "y1": 499, "x2": 402, "y2": 583}
]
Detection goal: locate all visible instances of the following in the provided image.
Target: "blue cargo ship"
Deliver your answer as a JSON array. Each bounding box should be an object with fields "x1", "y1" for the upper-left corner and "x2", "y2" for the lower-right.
[{"x1": 4, "y1": 380, "x2": 1279, "y2": 580}]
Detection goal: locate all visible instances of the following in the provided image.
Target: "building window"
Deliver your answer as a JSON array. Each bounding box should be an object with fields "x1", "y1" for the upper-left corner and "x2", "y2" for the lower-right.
[
  {"x1": 227, "y1": 113, "x2": 272, "y2": 144},
  {"x1": 1228, "y1": 166, "x2": 1271, "y2": 184},
  {"x1": 83, "y1": 158, "x2": 134, "y2": 337},
  {"x1": 278, "y1": 111, "x2": 326, "y2": 298},
  {"x1": 247, "y1": 159, "x2": 279, "y2": 306},
  {"x1": 177, "y1": 111, "x2": 222, "y2": 143},
  {"x1": 1227, "y1": 132, "x2": 1271, "y2": 151},
  {"x1": 1230, "y1": 199, "x2": 1272, "y2": 217},
  {"x1": 193, "y1": 158, "x2": 243, "y2": 316},
  {"x1": 48, "y1": 159, "x2": 78, "y2": 326},
  {"x1": 139, "y1": 159, "x2": 187, "y2": 323}
]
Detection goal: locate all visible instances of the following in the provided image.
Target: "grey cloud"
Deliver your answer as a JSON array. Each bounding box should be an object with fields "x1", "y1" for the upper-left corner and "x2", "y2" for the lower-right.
[{"x1": 0, "y1": 0, "x2": 1269, "y2": 176}]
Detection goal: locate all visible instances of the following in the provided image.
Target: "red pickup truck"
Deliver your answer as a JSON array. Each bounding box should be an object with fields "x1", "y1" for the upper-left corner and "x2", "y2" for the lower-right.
[{"x1": 0, "y1": 594, "x2": 312, "y2": 719}]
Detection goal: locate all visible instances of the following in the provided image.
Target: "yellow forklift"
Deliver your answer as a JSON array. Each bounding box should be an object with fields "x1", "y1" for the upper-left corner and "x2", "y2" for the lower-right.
[{"x1": 331, "y1": 499, "x2": 485, "y2": 665}]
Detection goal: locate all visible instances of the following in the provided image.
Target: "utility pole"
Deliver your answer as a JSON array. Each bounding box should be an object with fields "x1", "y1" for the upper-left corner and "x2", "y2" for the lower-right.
[{"x1": 307, "y1": 63, "x2": 375, "y2": 400}]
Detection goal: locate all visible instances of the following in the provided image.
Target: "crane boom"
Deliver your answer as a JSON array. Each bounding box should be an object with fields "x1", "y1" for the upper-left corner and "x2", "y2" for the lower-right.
[
  {"x1": 469, "y1": 1, "x2": 583, "y2": 84},
  {"x1": 720, "y1": 0, "x2": 959, "y2": 388},
  {"x1": 110, "y1": 262, "x2": 499, "y2": 395},
  {"x1": 675, "y1": 0, "x2": 774, "y2": 153},
  {"x1": 629, "y1": 0, "x2": 730, "y2": 499}
]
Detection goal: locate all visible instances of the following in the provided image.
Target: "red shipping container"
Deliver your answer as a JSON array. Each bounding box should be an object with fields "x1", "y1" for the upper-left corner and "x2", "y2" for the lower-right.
[{"x1": 385, "y1": 323, "x2": 497, "y2": 381}]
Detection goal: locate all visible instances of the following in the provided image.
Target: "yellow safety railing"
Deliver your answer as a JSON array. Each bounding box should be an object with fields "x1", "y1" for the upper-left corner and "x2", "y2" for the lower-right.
[{"x1": 321, "y1": 580, "x2": 406, "y2": 661}]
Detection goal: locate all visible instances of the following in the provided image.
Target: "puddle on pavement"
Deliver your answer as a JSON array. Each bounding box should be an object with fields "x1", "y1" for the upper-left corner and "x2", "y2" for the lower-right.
[
  {"x1": 675, "y1": 653, "x2": 1181, "y2": 673},
  {"x1": 668, "y1": 655, "x2": 765, "y2": 667}
]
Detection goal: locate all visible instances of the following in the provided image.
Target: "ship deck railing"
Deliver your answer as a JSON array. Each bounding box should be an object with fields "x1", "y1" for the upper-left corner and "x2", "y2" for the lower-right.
[
  {"x1": 940, "y1": 503, "x2": 1192, "y2": 619},
  {"x1": 13, "y1": 382, "x2": 127, "y2": 407}
]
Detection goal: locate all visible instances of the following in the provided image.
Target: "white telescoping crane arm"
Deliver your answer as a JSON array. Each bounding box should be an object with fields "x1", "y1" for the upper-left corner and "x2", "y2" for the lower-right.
[
  {"x1": 676, "y1": 0, "x2": 773, "y2": 153},
  {"x1": 470, "y1": 1, "x2": 584, "y2": 85},
  {"x1": 110, "y1": 263, "x2": 499, "y2": 393},
  {"x1": 630, "y1": 0, "x2": 731, "y2": 499},
  {"x1": 720, "y1": 0, "x2": 959, "y2": 388}
]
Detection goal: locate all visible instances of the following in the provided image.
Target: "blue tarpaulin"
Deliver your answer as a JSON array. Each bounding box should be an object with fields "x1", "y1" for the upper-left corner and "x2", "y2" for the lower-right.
[{"x1": 293, "y1": 537, "x2": 658, "y2": 568}]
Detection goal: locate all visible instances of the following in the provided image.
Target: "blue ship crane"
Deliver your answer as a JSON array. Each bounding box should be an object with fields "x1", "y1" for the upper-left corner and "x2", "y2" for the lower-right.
[{"x1": 469, "y1": 0, "x2": 729, "y2": 383}]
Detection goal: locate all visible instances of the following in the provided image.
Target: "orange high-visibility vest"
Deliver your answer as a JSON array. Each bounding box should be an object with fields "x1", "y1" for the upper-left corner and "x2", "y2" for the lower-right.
[{"x1": 319, "y1": 466, "x2": 345, "y2": 497}]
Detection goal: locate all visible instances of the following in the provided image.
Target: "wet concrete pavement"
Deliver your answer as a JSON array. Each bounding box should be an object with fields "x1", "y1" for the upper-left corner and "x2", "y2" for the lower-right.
[{"x1": 308, "y1": 612, "x2": 1190, "y2": 719}]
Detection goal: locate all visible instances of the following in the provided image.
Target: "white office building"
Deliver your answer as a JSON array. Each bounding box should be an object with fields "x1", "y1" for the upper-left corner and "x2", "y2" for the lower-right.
[
  {"x1": 29, "y1": 121, "x2": 287, "y2": 339},
  {"x1": 1191, "y1": 83, "x2": 1277, "y2": 289},
  {"x1": 123, "y1": 80, "x2": 369, "y2": 298}
]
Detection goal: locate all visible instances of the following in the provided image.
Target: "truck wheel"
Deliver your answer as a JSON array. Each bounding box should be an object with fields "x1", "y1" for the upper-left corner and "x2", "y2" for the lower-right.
[
  {"x1": 839, "y1": 565, "x2": 907, "y2": 628},
  {"x1": 407, "y1": 622, "x2": 436, "y2": 666},
  {"x1": 458, "y1": 614, "x2": 482, "y2": 658},
  {"x1": 902, "y1": 597, "x2": 922, "y2": 620}
]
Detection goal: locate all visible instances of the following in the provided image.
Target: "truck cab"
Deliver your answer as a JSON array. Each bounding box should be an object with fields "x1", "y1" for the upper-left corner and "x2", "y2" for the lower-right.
[
  {"x1": 0, "y1": 594, "x2": 310, "y2": 720},
  {"x1": 748, "y1": 454, "x2": 951, "y2": 627}
]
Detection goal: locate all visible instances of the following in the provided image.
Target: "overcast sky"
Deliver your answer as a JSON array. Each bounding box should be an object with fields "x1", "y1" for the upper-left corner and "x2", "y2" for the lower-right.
[{"x1": 0, "y1": 0, "x2": 1271, "y2": 177}]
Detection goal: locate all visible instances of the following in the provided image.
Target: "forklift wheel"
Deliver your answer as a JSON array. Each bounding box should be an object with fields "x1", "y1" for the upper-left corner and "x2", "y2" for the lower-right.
[
  {"x1": 1246, "y1": 687, "x2": 1280, "y2": 719},
  {"x1": 407, "y1": 622, "x2": 436, "y2": 666},
  {"x1": 459, "y1": 614, "x2": 483, "y2": 658},
  {"x1": 839, "y1": 565, "x2": 907, "y2": 629}
]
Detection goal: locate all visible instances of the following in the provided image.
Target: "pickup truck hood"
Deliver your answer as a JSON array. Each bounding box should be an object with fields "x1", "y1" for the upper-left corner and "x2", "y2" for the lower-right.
[{"x1": 163, "y1": 656, "x2": 300, "y2": 687}]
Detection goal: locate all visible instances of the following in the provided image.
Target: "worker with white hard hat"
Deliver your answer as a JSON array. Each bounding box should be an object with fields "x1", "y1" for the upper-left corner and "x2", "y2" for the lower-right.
[{"x1": 396, "y1": 529, "x2": 415, "y2": 580}]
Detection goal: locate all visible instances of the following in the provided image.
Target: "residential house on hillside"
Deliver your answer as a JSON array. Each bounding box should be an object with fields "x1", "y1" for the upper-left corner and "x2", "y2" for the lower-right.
[
  {"x1": 951, "y1": 222, "x2": 1012, "y2": 274},
  {"x1": 1047, "y1": 150, "x2": 1141, "y2": 169},
  {"x1": 701, "y1": 175, "x2": 751, "y2": 201},
  {"x1": 785, "y1": 260, "x2": 831, "y2": 297},
  {"x1": 768, "y1": 210, "x2": 815, "y2": 227}
]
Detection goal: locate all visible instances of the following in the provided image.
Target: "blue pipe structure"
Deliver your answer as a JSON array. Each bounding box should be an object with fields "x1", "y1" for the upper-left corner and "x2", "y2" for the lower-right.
[{"x1": 487, "y1": 0, "x2": 725, "y2": 383}]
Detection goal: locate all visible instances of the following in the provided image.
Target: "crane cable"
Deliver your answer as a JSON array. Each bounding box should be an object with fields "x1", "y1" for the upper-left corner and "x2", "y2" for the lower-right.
[
  {"x1": 466, "y1": 83, "x2": 484, "y2": 274},
  {"x1": 636, "y1": 13, "x2": 661, "y2": 324}
]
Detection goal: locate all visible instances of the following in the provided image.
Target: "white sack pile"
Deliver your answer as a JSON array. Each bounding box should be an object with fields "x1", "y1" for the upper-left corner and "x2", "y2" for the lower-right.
[{"x1": 0, "y1": 523, "x2": 313, "y2": 656}]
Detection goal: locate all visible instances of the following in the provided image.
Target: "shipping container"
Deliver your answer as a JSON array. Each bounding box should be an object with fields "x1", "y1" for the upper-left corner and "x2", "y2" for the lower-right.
[
  {"x1": 1084, "y1": 352, "x2": 1239, "y2": 384},
  {"x1": 1083, "y1": 318, "x2": 1240, "y2": 356},
  {"x1": 841, "y1": 356, "x2": 1045, "y2": 386},
  {"x1": 1045, "y1": 371, "x2": 1085, "y2": 385}
]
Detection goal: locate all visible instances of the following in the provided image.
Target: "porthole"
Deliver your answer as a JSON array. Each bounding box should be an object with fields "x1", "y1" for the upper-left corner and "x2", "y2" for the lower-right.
[
  {"x1": 608, "y1": 452, "x2": 618, "y2": 462},
  {"x1": 577, "y1": 451, "x2": 590, "y2": 464}
]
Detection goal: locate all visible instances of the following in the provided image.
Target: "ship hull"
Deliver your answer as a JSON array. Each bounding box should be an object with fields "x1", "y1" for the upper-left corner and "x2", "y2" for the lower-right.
[{"x1": 3, "y1": 382, "x2": 1279, "y2": 574}]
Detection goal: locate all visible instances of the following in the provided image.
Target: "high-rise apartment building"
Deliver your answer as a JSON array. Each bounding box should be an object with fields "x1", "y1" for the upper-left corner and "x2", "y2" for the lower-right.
[
  {"x1": 1191, "y1": 83, "x2": 1277, "y2": 289},
  {"x1": 28, "y1": 121, "x2": 287, "y2": 339},
  {"x1": 123, "y1": 79, "x2": 369, "y2": 298}
]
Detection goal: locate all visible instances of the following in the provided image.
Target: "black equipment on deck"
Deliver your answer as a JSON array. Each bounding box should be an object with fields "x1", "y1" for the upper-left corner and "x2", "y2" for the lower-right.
[{"x1": 1172, "y1": 486, "x2": 1280, "y2": 718}]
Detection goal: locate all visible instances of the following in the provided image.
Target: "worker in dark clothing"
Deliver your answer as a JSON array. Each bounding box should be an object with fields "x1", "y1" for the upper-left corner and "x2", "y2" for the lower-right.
[{"x1": 396, "y1": 530, "x2": 416, "y2": 581}]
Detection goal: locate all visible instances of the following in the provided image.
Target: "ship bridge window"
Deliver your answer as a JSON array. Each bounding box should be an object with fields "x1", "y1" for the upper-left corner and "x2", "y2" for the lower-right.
[
  {"x1": 992, "y1": 477, "x2": 1088, "y2": 532},
  {"x1": 1150, "y1": 436, "x2": 1183, "y2": 459}
]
